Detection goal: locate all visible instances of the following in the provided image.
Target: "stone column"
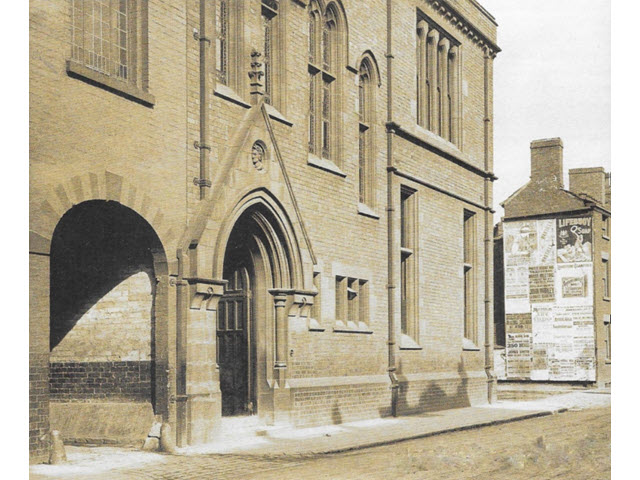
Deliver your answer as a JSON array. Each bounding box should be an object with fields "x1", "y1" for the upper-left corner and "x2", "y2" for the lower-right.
[
  {"x1": 427, "y1": 29, "x2": 439, "y2": 133},
  {"x1": 448, "y1": 45, "x2": 459, "y2": 146},
  {"x1": 268, "y1": 289, "x2": 294, "y2": 424},
  {"x1": 416, "y1": 21, "x2": 429, "y2": 128},
  {"x1": 438, "y1": 37, "x2": 450, "y2": 140}
]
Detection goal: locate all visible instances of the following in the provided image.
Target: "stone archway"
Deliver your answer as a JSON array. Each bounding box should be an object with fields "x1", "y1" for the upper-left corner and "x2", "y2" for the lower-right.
[
  {"x1": 218, "y1": 202, "x2": 297, "y2": 423},
  {"x1": 48, "y1": 200, "x2": 169, "y2": 445}
]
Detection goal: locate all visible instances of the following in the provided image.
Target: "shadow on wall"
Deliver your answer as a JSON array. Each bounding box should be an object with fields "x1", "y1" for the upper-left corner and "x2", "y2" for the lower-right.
[
  {"x1": 379, "y1": 356, "x2": 472, "y2": 418},
  {"x1": 50, "y1": 201, "x2": 162, "y2": 350}
]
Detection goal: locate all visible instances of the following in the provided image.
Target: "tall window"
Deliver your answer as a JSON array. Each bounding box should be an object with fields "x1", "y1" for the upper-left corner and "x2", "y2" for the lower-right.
[
  {"x1": 416, "y1": 15, "x2": 460, "y2": 145},
  {"x1": 71, "y1": 0, "x2": 131, "y2": 81},
  {"x1": 261, "y1": 0, "x2": 278, "y2": 105},
  {"x1": 401, "y1": 187, "x2": 418, "y2": 341},
  {"x1": 358, "y1": 58, "x2": 375, "y2": 206},
  {"x1": 602, "y1": 214, "x2": 610, "y2": 239},
  {"x1": 308, "y1": 1, "x2": 345, "y2": 164},
  {"x1": 604, "y1": 315, "x2": 611, "y2": 361},
  {"x1": 602, "y1": 256, "x2": 610, "y2": 299},
  {"x1": 215, "y1": 0, "x2": 228, "y2": 85},
  {"x1": 463, "y1": 210, "x2": 477, "y2": 343},
  {"x1": 215, "y1": 0, "x2": 245, "y2": 95}
]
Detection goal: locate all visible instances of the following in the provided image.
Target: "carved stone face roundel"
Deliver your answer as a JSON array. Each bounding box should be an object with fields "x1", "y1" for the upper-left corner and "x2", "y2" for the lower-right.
[{"x1": 251, "y1": 142, "x2": 266, "y2": 172}]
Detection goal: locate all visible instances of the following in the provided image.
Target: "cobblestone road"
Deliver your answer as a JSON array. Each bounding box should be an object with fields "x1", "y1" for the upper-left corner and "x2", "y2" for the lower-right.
[{"x1": 31, "y1": 406, "x2": 610, "y2": 480}]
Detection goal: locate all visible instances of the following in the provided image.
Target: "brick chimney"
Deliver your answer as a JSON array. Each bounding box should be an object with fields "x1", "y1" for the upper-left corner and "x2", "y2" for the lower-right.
[
  {"x1": 568, "y1": 167, "x2": 606, "y2": 205},
  {"x1": 530, "y1": 138, "x2": 564, "y2": 186}
]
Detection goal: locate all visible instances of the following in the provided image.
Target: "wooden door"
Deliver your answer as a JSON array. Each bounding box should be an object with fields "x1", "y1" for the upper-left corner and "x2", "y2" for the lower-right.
[{"x1": 217, "y1": 268, "x2": 252, "y2": 416}]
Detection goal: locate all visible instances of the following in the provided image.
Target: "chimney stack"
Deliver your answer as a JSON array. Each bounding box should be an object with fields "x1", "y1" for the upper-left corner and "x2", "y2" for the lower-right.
[
  {"x1": 530, "y1": 138, "x2": 564, "y2": 187},
  {"x1": 569, "y1": 167, "x2": 607, "y2": 205}
]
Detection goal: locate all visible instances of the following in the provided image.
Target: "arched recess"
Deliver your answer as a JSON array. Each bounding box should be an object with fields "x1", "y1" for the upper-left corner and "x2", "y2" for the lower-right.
[
  {"x1": 213, "y1": 190, "x2": 307, "y2": 421},
  {"x1": 212, "y1": 189, "x2": 305, "y2": 290},
  {"x1": 356, "y1": 50, "x2": 381, "y2": 208},
  {"x1": 48, "y1": 200, "x2": 170, "y2": 444}
]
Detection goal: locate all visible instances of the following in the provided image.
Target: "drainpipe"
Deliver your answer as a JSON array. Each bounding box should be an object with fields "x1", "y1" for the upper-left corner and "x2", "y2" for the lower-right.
[
  {"x1": 483, "y1": 49, "x2": 496, "y2": 402},
  {"x1": 174, "y1": 249, "x2": 189, "y2": 446},
  {"x1": 194, "y1": 0, "x2": 212, "y2": 199},
  {"x1": 386, "y1": 0, "x2": 399, "y2": 416}
]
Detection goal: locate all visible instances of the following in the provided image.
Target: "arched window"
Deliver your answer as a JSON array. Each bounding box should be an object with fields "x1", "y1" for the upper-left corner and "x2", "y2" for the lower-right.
[
  {"x1": 358, "y1": 57, "x2": 376, "y2": 207},
  {"x1": 308, "y1": 1, "x2": 347, "y2": 167}
]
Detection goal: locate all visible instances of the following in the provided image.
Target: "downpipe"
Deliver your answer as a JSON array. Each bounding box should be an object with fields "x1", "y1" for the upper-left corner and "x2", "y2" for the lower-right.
[{"x1": 386, "y1": 0, "x2": 399, "y2": 415}]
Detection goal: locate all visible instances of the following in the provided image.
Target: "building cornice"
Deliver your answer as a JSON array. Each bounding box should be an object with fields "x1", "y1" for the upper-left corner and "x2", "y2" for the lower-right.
[
  {"x1": 386, "y1": 121, "x2": 497, "y2": 180},
  {"x1": 421, "y1": 0, "x2": 501, "y2": 57}
]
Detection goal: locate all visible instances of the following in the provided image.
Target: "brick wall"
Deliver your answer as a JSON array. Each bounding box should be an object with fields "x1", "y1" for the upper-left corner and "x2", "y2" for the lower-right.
[
  {"x1": 29, "y1": 251, "x2": 50, "y2": 463},
  {"x1": 49, "y1": 361, "x2": 152, "y2": 402},
  {"x1": 31, "y1": 0, "x2": 498, "y2": 456}
]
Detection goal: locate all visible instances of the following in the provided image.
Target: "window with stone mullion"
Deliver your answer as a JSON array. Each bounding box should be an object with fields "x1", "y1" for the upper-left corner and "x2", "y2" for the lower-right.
[
  {"x1": 215, "y1": 0, "x2": 228, "y2": 84},
  {"x1": 72, "y1": 0, "x2": 129, "y2": 80},
  {"x1": 261, "y1": 1, "x2": 277, "y2": 105},
  {"x1": 358, "y1": 65, "x2": 371, "y2": 205},
  {"x1": 308, "y1": 2, "x2": 337, "y2": 161}
]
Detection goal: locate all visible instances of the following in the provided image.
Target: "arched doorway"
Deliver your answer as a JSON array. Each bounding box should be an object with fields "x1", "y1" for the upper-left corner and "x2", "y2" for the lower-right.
[
  {"x1": 218, "y1": 202, "x2": 296, "y2": 419},
  {"x1": 49, "y1": 200, "x2": 167, "y2": 444}
]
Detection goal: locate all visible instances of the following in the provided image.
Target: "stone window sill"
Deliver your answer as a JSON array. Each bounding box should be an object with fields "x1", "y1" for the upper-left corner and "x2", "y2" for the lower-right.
[
  {"x1": 213, "y1": 86, "x2": 293, "y2": 127},
  {"x1": 308, "y1": 317, "x2": 325, "y2": 332},
  {"x1": 462, "y1": 337, "x2": 480, "y2": 351},
  {"x1": 603, "y1": 297, "x2": 610, "y2": 302},
  {"x1": 308, "y1": 154, "x2": 346, "y2": 177},
  {"x1": 602, "y1": 235, "x2": 610, "y2": 241},
  {"x1": 333, "y1": 320, "x2": 372, "y2": 334},
  {"x1": 357, "y1": 203, "x2": 380, "y2": 219},
  {"x1": 66, "y1": 60, "x2": 155, "y2": 107},
  {"x1": 214, "y1": 84, "x2": 251, "y2": 109},
  {"x1": 264, "y1": 103, "x2": 293, "y2": 127},
  {"x1": 399, "y1": 333, "x2": 422, "y2": 350}
]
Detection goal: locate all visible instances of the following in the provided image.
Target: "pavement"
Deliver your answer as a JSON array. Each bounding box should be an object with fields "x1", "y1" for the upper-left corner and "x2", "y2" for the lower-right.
[{"x1": 29, "y1": 387, "x2": 611, "y2": 479}]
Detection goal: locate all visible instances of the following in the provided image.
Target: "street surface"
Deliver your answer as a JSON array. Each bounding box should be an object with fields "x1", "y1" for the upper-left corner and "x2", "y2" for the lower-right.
[{"x1": 31, "y1": 404, "x2": 610, "y2": 480}]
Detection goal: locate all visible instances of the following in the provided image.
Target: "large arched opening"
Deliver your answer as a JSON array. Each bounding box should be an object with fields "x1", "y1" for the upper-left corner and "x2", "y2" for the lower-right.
[{"x1": 49, "y1": 200, "x2": 168, "y2": 444}]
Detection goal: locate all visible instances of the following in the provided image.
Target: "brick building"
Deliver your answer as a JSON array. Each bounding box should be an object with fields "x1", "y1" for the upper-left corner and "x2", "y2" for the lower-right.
[
  {"x1": 494, "y1": 138, "x2": 611, "y2": 386},
  {"x1": 30, "y1": 0, "x2": 499, "y2": 462}
]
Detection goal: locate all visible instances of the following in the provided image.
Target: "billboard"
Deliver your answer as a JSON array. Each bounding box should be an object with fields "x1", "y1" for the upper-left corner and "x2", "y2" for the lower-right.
[{"x1": 502, "y1": 216, "x2": 595, "y2": 381}]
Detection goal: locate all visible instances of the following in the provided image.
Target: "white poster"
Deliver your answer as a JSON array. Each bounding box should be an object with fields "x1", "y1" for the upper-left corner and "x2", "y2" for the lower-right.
[{"x1": 503, "y1": 216, "x2": 595, "y2": 382}]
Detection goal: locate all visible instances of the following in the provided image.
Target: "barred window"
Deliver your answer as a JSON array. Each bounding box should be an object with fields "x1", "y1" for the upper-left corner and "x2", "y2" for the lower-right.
[{"x1": 71, "y1": 0, "x2": 130, "y2": 81}]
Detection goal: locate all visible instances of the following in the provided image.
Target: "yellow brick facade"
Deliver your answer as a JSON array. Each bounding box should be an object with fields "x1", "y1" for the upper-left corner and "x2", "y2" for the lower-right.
[{"x1": 30, "y1": 0, "x2": 498, "y2": 462}]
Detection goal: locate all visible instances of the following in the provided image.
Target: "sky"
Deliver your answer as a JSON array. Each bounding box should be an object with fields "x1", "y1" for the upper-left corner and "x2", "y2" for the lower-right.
[{"x1": 478, "y1": 0, "x2": 611, "y2": 222}]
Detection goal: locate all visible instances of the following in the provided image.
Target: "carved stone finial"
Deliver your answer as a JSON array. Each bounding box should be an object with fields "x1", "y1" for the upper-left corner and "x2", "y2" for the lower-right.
[{"x1": 249, "y1": 49, "x2": 265, "y2": 104}]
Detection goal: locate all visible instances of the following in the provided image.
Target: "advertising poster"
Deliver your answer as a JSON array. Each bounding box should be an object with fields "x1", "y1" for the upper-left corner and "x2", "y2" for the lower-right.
[
  {"x1": 504, "y1": 265, "x2": 529, "y2": 313},
  {"x1": 556, "y1": 216, "x2": 593, "y2": 264},
  {"x1": 561, "y1": 276, "x2": 588, "y2": 298},
  {"x1": 504, "y1": 221, "x2": 537, "y2": 266},
  {"x1": 555, "y1": 264, "x2": 592, "y2": 307},
  {"x1": 503, "y1": 216, "x2": 595, "y2": 382},
  {"x1": 528, "y1": 266, "x2": 555, "y2": 303},
  {"x1": 506, "y1": 333, "x2": 532, "y2": 378},
  {"x1": 534, "y1": 219, "x2": 556, "y2": 266}
]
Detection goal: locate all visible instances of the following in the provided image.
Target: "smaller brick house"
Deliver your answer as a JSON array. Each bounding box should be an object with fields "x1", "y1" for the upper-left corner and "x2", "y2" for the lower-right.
[{"x1": 494, "y1": 138, "x2": 611, "y2": 387}]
